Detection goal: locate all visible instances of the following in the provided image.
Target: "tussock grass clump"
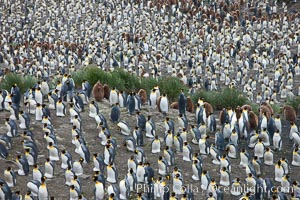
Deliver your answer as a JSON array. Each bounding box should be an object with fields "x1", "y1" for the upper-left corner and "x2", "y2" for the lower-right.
[
  {"x1": 158, "y1": 77, "x2": 188, "y2": 102},
  {"x1": 191, "y1": 88, "x2": 249, "y2": 110},
  {"x1": 0, "y1": 73, "x2": 37, "y2": 93}
]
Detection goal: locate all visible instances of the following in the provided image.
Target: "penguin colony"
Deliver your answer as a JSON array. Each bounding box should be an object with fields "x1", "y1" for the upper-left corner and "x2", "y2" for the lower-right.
[{"x1": 0, "y1": 0, "x2": 300, "y2": 199}]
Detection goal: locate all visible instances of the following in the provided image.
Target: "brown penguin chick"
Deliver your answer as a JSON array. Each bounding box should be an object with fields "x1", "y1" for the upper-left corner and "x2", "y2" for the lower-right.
[
  {"x1": 241, "y1": 104, "x2": 252, "y2": 112},
  {"x1": 204, "y1": 102, "x2": 213, "y2": 116},
  {"x1": 283, "y1": 105, "x2": 296, "y2": 122},
  {"x1": 259, "y1": 106, "x2": 272, "y2": 120},
  {"x1": 103, "y1": 84, "x2": 110, "y2": 100},
  {"x1": 249, "y1": 111, "x2": 258, "y2": 130},
  {"x1": 219, "y1": 108, "x2": 228, "y2": 124},
  {"x1": 138, "y1": 89, "x2": 147, "y2": 105},
  {"x1": 186, "y1": 97, "x2": 195, "y2": 113},
  {"x1": 235, "y1": 106, "x2": 242, "y2": 120},
  {"x1": 92, "y1": 81, "x2": 104, "y2": 102},
  {"x1": 170, "y1": 102, "x2": 179, "y2": 110},
  {"x1": 260, "y1": 102, "x2": 273, "y2": 115}
]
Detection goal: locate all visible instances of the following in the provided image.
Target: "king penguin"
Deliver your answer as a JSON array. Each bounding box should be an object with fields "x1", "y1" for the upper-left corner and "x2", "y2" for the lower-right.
[
  {"x1": 146, "y1": 115, "x2": 156, "y2": 138},
  {"x1": 292, "y1": 147, "x2": 300, "y2": 166},
  {"x1": 178, "y1": 89, "x2": 187, "y2": 115},
  {"x1": 151, "y1": 136, "x2": 161, "y2": 154},
  {"x1": 275, "y1": 160, "x2": 285, "y2": 182},
  {"x1": 158, "y1": 156, "x2": 169, "y2": 176},
  {"x1": 220, "y1": 167, "x2": 231, "y2": 187},
  {"x1": 117, "y1": 120, "x2": 131, "y2": 136},
  {"x1": 158, "y1": 94, "x2": 169, "y2": 115},
  {"x1": 19, "y1": 110, "x2": 30, "y2": 129},
  {"x1": 44, "y1": 158, "x2": 54, "y2": 178},
  {"x1": 192, "y1": 159, "x2": 202, "y2": 181},
  {"x1": 182, "y1": 141, "x2": 193, "y2": 161},
  {"x1": 254, "y1": 138, "x2": 265, "y2": 158},
  {"x1": 127, "y1": 92, "x2": 135, "y2": 115},
  {"x1": 231, "y1": 178, "x2": 243, "y2": 196},
  {"x1": 89, "y1": 100, "x2": 99, "y2": 118},
  {"x1": 264, "y1": 147, "x2": 274, "y2": 165},
  {"x1": 38, "y1": 177, "x2": 49, "y2": 200},
  {"x1": 47, "y1": 142, "x2": 60, "y2": 162},
  {"x1": 4, "y1": 167, "x2": 16, "y2": 187},
  {"x1": 106, "y1": 162, "x2": 118, "y2": 184},
  {"x1": 61, "y1": 149, "x2": 72, "y2": 169},
  {"x1": 5, "y1": 118, "x2": 18, "y2": 137},
  {"x1": 110, "y1": 103, "x2": 120, "y2": 123},
  {"x1": 273, "y1": 129, "x2": 282, "y2": 151},
  {"x1": 94, "y1": 176, "x2": 105, "y2": 200},
  {"x1": 56, "y1": 99, "x2": 66, "y2": 117},
  {"x1": 210, "y1": 144, "x2": 221, "y2": 165},
  {"x1": 32, "y1": 164, "x2": 43, "y2": 182},
  {"x1": 15, "y1": 154, "x2": 29, "y2": 176},
  {"x1": 201, "y1": 170, "x2": 211, "y2": 190}
]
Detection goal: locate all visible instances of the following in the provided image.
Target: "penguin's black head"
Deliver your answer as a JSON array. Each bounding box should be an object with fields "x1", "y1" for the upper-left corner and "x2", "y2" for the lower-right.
[{"x1": 70, "y1": 185, "x2": 75, "y2": 190}]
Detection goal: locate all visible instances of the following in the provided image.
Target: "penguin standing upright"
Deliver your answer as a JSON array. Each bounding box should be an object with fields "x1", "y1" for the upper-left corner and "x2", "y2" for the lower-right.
[
  {"x1": 182, "y1": 142, "x2": 193, "y2": 161},
  {"x1": 16, "y1": 155, "x2": 29, "y2": 176},
  {"x1": 47, "y1": 142, "x2": 60, "y2": 162},
  {"x1": 264, "y1": 147, "x2": 274, "y2": 165},
  {"x1": 4, "y1": 167, "x2": 16, "y2": 187},
  {"x1": 89, "y1": 101, "x2": 99, "y2": 118},
  {"x1": 136, "y1": 162, "x2": 145, "y2": 183},
  {"x1": 158, "y1": 94, "x2": 169, "y2": 115},
  {"x1": 19, "y1": 111, "x2": 30, "y2": 129},
  {"x1": 192, "y1": 159, "x2": 202, "y2": 181},
  {"x1": 133, "y1": 127, "x2": 144, "y2": 146},
  {"x1": 94, "y1": 176, "x2": 105, "y2": 200},
  {"x1": 127, "y1": 92, "x2": 135, "y2": 115},
  {"x1": 273, "y1": 129, "x2": 282, "y2": 151},
  {"x1": 110, "y1": 103, "x2": 120, "y2": 123},
  {"x1": 220, "y1": 167, "x2": 230, "y2": 187},
  {"x1": 65, "y1": 166, "x2": 75, "y2": 186},
  {"x1": 210, "y1": 144, "x2": 221, "y2": 165},
  {"x1": 118, "y1": 91, "x2": 127, "y2": 108},
  {"x1": 56, "y1": 99, "x2": 66, "y2": 117},
  {"x1": 275, "y1": 160, "x2": 285, "y2": 182},
  {"x1": 106, "y1": 162, "x2": 118, "y2": 184},
  {"x1": 5, "y1": 118, "x2": 18, "y2": 137},
  {"x1": 44, "y1": 158, "x2": 54, "y2": 178},
  {"x1": 149, "y1": 89, "x2": 157, "y2": 110},
  {"x1": 199, "y1": 136, "x2": 210, "y2": 155},
  {"x1": 32, "y1": 164, "x2": 43, "y2": 182},
  {"x1": 136, "y1": 111, "x2": 146, "y2": 131},
  {"x1": 70, "y1": 185, "x2": 81, "y2": 200},
  {"x1": 38, "y1": 177, "x2": 49, "y2": 200},
  {"x1": 254, "y1": 138, "x2": 265, "y2": 158},
  {"x1": 164, "y1": 146, "x2": 175, "y2": 166},
  {"x1": 73, "y1": 158, "x2": 84, "y2": 176},
  {"x1": 146, "y1": 116, "x2": 156, "y2": 138},
  {"x1": 292, "y1": 147, "x2": 300, "y2": 166},
  {"x1": 158, "y1": 156, "x2": 169, "y2": 176},
  {"x1": 178, "y1": 89, "x2": 187, "y2": 115},
  {"x1": 231, "y1": 178, "x2": 243, "y2": 196},
  {"x1": 109, "y1": 88, "x2": 119, "y2": 105},
  {"x1": 11, "y1": 84, "x2": 21, "y2": 107}
]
